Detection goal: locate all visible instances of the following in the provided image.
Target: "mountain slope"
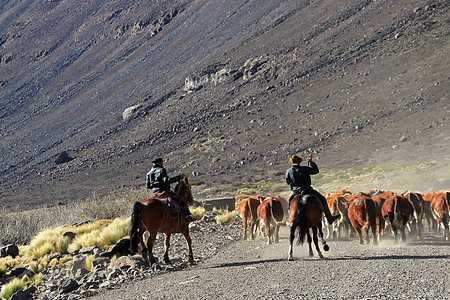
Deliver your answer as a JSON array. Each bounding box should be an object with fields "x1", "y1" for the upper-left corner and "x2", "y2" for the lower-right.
[{"x1": 0, "y1": 0, "x2": 449, "y2": 209}]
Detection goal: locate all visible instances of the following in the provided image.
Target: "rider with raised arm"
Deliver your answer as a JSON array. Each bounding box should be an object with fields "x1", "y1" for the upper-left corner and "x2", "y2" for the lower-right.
[
  {"x1": 146, "y1": 158, "x2": 196, "y2": 222},
  {"x1": 285, "y1": 154, "x2": 340, "y2": 225}
]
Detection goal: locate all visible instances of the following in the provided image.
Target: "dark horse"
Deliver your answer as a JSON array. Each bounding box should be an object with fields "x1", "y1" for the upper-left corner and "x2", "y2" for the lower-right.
[
  {"x1": 129, "y1": 175, "x2": 194, "y2": 266},
  {"x1": 288, "y1": 194, "x2": 329, "y2": 260}
]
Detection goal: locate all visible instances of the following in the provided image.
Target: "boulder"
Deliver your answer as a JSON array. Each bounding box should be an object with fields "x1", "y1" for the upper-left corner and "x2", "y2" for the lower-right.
[
  {"x1": 122, "y1": 104, "x2": 142, "y2": 120},
  {"x1": 71, "y1": 255, "x2": 88, "y2": 277},
  {"x1": 0, "y1": 244, "x2": 19, "y2": 258},
  {"x1": 110, "y1": 256, "x2": 146, "y2": 270},
  {"x1": 59, "y1": 278, "x2": 79, "y2": 294},
  {"x1": 10, "y1": 286, "x2": 36, "y2": 300},
  {"x1": 62, "y1": 231, "x2": 76, "y2": 241}
]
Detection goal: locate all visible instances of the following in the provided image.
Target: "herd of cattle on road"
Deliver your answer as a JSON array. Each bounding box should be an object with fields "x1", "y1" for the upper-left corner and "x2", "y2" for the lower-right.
[{"x1": 237, "y1": 189, "x2": 450, "y2": 251}]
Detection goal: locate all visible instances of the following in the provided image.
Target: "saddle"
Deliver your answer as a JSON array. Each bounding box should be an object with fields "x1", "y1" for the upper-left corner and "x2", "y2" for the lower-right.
[{"x1": 152, "y1": 192, "x2": 180, "y2": 214}]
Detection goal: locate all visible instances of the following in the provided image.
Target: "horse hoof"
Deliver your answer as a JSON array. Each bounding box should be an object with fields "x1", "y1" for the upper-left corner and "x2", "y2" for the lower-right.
[
  {"x1": 323, "y1": 244, "x2": 329, "y2": 251},
  {"x1": 318, "y1": 254, "x2": 324, "y2": 258},
  {"x1": 288, "y1": 257, "x2": 293, "y2": 261}
]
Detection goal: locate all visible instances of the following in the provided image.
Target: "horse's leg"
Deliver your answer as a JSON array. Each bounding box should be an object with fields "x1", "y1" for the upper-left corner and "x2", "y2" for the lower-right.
[
  {"x1": 163, "y1": 233, "x2": 172, "y2": 264},
  {"x1": 146, "y1": 229, "x2": 158, "y2": 265},
  {"x1": 312, "y1": 227, "x2": 323, "y2": 258},
  {"x1": 318, "y1": 222, "x2": 329, "y2": 251},
  {"x1": 288, "y1": 224, "x2": 296, "y2": 261},
  {"x1": 182, "y1": 227, "x2": 194, "y2": 263},
  {"x1": 307, "y1": 230, "x2": 313, "y2": 257}
]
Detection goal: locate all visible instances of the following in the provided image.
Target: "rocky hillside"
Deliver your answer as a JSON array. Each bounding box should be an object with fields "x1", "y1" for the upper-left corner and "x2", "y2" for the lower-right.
[{"x1": 1, "y1": 0, "x2": 449, "y2": 209}]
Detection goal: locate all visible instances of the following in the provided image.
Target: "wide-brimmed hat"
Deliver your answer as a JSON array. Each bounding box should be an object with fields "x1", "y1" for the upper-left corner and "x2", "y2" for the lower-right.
[
  {"x1": 288, "y1": 154, "x2": 302, "y2": 165},
  {"x1": 152, "y1": 157, "x2": 164, "y2": 164}
]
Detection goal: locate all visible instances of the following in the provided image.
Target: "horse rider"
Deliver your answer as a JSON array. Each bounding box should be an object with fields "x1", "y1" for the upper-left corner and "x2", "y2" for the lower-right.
[
  {"x1": 146, "y1": 158, "x2": 196, "y2": 222},
  {"x1": 285, "y1": 154, "x2": 340, "y2": 225}
]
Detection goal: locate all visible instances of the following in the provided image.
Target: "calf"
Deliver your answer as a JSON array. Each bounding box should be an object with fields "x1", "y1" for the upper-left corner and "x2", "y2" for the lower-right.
[
  {"x1": 348, "y1": 196, "x2": 378, "y2": 245},
  {"x1": 382, "y1": 194, "x2": 414, "y2": 242},
  {"x1": 401, "y1": 191, "x2": 424, "y2": 239},
  {"x1": 257, "y1": 197, "x2": 284, "y2": 244},
  {"x1": 430, "y1": 191, "x2": 450, "y2": 240},
  {"x1": 238, "y1": 195, "x2": 264, "y2": 240}
]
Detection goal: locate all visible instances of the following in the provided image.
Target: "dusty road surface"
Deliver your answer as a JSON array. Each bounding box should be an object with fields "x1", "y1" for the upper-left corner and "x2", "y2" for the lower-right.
[{"x1": 89, "y1": 225, "x2": 449, "y2": 300}]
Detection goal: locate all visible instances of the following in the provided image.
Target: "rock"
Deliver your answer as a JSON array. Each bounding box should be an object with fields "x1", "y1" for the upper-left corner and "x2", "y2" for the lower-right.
[
  {"x1": 0, "y1": 244, "x2": 19, "y2": 258},
  {"x1": 107, "y1": 269, "x2": 123, "y2": 280},
  {"x1": 99, "y1": 238, "x2": 131, "y2": 258},
  {"x1": 55, "y1": 151, "x2": 73, "y2": 164},
  {"x1": 71, "y1": 255, "x2": 87, "y2": 277},
  {"x1": 62, "y1": 231, "x2": 76, "y2": 241},
  {"x1": 59, "y1": 278, "x2": 79, "y2": 294},
  {"x1": 110, "y1": 256, "x2": 146, "y2": 270},
  {"x1": 92, "y1": 257, "x2": 110, "y2": 269},
  {"x1": 75, "y1": 268, "x2": 90, "y2": 278},
  {"x1": 79, "y1": 246, "x2": 99, "y2": 255},
  {"x1": 122, "y1": 104, "x2": 142, "y2": 120},
  {"x1": 9, "y1": 267, "x2": 28, "y2": 277},
  {"x1": 10, "y1": 286, "x2": 36, "y2": 300}
]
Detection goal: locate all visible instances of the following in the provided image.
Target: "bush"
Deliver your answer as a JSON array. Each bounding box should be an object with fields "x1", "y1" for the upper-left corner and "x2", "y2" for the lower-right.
[{"x1": 0, "y1": 277, "x2": 25, "y2": 300}]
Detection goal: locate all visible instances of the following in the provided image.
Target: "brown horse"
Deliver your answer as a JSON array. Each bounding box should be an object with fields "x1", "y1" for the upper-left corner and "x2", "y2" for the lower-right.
[
  {"x1": 129, "y1": 175, "x2": 194, "y2": 266},
  {"x1": 288, "y1": 194, "x2": 329, "y2": 260}
]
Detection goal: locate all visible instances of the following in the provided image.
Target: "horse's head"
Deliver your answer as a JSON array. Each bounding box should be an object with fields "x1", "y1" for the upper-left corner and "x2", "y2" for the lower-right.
[{"x1": 175, "y1": 175, "x2": 194, "y2": 205}]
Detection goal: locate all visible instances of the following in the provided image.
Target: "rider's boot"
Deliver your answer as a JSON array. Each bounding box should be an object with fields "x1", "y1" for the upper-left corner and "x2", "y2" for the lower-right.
[{"x1": 324, "y1": 208, "x2": 340, "y2": 224}]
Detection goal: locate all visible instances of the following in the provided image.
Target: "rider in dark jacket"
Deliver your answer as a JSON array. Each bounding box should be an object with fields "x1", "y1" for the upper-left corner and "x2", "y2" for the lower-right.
[
  {"x1": 286, "y1": 154, "x2": 339, "y2": 225},
  {"x1": 146, "y1": 158, "x2": 196, "y2": 222}
]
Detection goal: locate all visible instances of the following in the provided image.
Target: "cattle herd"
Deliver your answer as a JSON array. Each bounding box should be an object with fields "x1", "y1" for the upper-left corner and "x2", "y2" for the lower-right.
[{"x1": 237, "y1": 189, "x2": 450, "y2": 247}]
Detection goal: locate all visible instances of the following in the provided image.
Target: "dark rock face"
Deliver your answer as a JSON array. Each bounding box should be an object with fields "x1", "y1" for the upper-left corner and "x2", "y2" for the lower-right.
[{"x1": 55, "y1": 151, "x2": 73, "y2": 164}]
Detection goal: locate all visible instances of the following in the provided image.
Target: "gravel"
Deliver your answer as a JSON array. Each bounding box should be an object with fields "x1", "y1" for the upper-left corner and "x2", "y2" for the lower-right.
[{"x1": 87, "y1": 217, "x2": 450, "y2": 300}]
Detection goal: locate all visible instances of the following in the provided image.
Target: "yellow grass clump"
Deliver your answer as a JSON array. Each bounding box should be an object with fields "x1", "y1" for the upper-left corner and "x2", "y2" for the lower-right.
[
  {"x1": 0, "y1": 277, "x2": 26, "y2": 300},
  {"x1": 73, "y1": 218, "x2": 129, "y2": 249},
  {"x1": 213, "y1": 208, "x2": 238, "y2": 223},
  {"x1": 190, "y1": 206, "x2": 206, "y2": 220}
]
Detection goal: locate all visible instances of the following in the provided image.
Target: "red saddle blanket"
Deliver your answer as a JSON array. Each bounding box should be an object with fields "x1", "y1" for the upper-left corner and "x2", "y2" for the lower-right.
[{"x1": 154, "y1": 197, "x2": 180, "y2": 213}]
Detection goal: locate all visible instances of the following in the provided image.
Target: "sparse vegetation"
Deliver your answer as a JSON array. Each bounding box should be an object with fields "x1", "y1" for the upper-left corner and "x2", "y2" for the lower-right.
[
  {"x1": 0, "y1": 277, "x2": 25, "y2": 300},
  {"x1": 190, "y1": 206, "x2": 206, "y2": 220},
  {"x1": 213, "y1": 208, "x2": 238, "y2": 223}
]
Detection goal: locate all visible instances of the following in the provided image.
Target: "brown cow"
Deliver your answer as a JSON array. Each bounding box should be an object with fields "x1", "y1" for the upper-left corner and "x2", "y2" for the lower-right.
[
  {"x1": 382, "y1": 194, "x2": 414, "y2": 242},
  {"x1": 238, "y1": 195, "x2": 265, "y2": 240},
  {"x1": 372, "y1": 194, "x2": 388, "y2": 237},
  {"x1": 325, "y1": 194, "x2": 351, "y2": 239},
  {"x1": 422, "y1": 192, "x2": 437, "y2": 232},
  {"x1": 401, "y1": 191, "x2": 424, "y2": 239},
  {"x1": 257, "y1": 197, "x2": 284, "y2": 244},
  {"x1": 430, "y1": 191, "x2": 449, "y2": 240},
  {"x1": 347, "y1": 195, "x2": 378, "y2": 245}
]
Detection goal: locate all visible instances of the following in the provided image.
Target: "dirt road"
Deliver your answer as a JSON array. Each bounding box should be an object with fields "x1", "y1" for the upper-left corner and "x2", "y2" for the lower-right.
[{"x1": 88, "y1": 224, "x2": 449, "y2": 300}]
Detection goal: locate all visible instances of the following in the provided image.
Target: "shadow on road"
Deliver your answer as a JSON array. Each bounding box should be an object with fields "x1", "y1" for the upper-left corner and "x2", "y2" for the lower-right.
[
  {"x1": 206, "y1": 258, "x2": 285, "y2": 269},
  {"x1": 325, "y1": 254, "x2": 450, "y2": 261}
]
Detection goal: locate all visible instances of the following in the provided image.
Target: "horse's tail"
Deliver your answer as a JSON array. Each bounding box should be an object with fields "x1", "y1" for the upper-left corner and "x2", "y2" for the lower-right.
[
  {"x1": 129, "y1": 201, "x2": 143, "y2": 253},
  {"x1": 297, "y1": 197, "x2": 308, "y2": 245}
]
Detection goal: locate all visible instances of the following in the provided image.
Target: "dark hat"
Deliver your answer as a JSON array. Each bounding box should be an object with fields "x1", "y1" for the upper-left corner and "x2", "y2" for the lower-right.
[
  {"x1": 288, "y1": 154, "x2": 302, "y2": 165},
  {"x1": 152, "y1": 158, "x2": 164, "y2": 164}
]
